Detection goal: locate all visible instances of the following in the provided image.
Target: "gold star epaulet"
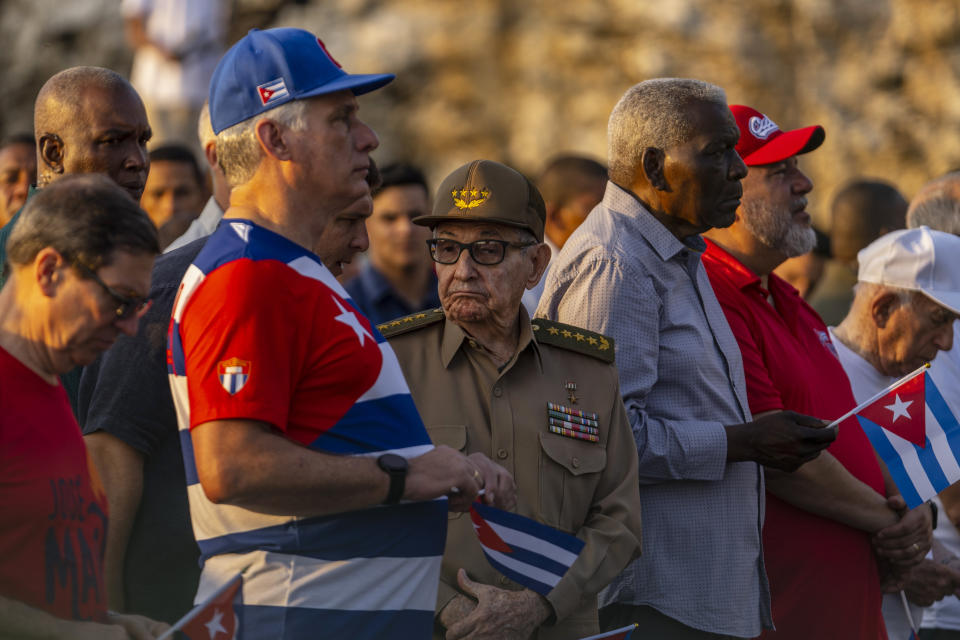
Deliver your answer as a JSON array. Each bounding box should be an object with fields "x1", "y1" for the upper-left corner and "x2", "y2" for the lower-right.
[
  {"x1": 377, "y1": 308, "x2": 445, "y2": 338},
  {"x1": 530, "y1": 319, "x2": 615, "y2": 363}
]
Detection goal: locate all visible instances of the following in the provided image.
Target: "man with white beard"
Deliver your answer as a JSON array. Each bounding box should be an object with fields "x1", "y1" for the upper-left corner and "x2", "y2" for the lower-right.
[{"x1": 701, "y1": 105, "x2": 931, "y2": 640}]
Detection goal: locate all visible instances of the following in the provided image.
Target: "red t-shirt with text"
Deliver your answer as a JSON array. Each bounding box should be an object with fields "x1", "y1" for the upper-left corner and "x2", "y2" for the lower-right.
[{"x1": 0, "y1": 346, "x2": 109, "y2": 622}]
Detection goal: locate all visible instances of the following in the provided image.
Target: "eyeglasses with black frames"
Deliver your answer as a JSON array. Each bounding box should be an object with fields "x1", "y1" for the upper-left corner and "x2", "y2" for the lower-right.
[
  {"x1": 74, "y1": 262, "x2": 152, "y2": 320},
  {"x1": 426, "y1": 238, "x2": 537, "y2": 266}
]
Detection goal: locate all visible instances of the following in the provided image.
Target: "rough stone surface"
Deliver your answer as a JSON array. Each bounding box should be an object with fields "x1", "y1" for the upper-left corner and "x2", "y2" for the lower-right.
[{"x1": 2, "y1": 0, "x2": 959, "y2": 226}]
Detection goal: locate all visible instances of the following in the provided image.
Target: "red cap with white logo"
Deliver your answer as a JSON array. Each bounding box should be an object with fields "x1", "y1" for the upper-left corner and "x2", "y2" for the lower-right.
[{"x1": 731, "y1": 105, "x2": 825, "y2": 166}]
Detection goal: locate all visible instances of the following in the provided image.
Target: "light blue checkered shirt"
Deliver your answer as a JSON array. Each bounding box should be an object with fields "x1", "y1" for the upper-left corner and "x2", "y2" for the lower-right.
[{"x1": 536, "y1": 182, "x2": 772, "y2": 637}]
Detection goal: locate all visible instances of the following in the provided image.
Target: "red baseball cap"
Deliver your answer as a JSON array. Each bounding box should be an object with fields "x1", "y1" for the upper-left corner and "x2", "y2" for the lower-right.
[{"x1": 731, "y1": 105, "x2": 825, "y2": 166}]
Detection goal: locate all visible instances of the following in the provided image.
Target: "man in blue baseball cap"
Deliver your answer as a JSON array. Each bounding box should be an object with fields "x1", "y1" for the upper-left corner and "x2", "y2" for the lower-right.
[{"x1": 167, "y1": 28, "x2": 516, "y2": 638}]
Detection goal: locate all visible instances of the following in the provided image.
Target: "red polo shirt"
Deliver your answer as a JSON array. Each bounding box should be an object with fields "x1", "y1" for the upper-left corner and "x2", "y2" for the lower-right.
[{"x1": 703, "y1": 239, "x2": 886, "y2": 640}]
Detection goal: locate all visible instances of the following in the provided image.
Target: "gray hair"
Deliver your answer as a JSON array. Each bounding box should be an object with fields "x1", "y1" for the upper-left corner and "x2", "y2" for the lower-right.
[
  {"x1": 907, "y1": 172, "x2": 960, "y2": 235},
  {"x1": 853, "y1": 281, "x2": 915, "y2": 306},
  {"x1": 216, "y1": 100, "x2": 308, "y2": 187},
  {"x1": 607, "y1": 78, "x2": 727, "y2": 186},
  {"x1": 197, "y1": 100, "x2": 215, "y2": 149}
]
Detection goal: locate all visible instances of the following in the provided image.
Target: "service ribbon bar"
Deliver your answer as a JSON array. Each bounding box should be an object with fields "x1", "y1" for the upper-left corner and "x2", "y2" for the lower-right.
[
  {"x1": 548, "y1": 417, "x2": 599, "y2": 435},
  {"x1": 547, "y1": 402, "x2": 599, "y2": 423},
  {"x1": 549, "y1": 424, "x2": 600, "y2": 443},
  {"x1": 547, "y1": 409, "x2": 599, "y2": 428}
]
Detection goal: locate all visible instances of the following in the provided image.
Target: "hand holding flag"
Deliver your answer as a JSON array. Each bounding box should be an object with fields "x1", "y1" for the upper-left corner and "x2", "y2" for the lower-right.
[
  {"x1": 469, "y1": 502, "x2": 584, "y2": 596},
  {"x1": 837, "y1": 364, "x2": 960, "y2": 509}
]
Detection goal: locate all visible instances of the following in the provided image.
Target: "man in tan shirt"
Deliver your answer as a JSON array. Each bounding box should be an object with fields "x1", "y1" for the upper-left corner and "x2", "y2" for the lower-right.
[{"x1": 383, "y1": 159, "x2": 642, "y2": 640}]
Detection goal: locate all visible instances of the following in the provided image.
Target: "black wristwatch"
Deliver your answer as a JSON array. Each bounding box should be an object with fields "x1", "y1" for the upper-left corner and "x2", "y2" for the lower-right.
[
  {"x1": 377, "y1": 453, "x2": 409, "y2": 505},
  {"x1": 929, "y1": 500, "x2": 939, "y2": 530}
]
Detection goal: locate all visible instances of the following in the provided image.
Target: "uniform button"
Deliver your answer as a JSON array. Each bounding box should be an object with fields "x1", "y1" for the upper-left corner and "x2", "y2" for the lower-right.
[
  {"x1": 493, "y1": 386, "x2": 502, "y2": 397},
  {"x1": 468, "y1": 339, "x2": 477, "y2": 348},
  {"x1": 498, "y1": 576, "x2": 510, "y2": 586},
  {"x1": 497, "y1": 448, "x2": 508, "y2": 460},
  {"x1": 571, "y1": 457, "x2": 581, "y2": 468}
]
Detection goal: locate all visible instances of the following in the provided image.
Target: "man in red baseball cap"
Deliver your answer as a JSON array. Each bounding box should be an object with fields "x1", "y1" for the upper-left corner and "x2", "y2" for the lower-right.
[{"x1": 701, "y1": 106, "x2": 933, "y2": 639}]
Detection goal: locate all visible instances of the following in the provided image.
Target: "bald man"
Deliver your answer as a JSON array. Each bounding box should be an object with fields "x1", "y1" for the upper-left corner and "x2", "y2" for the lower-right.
[
  {"x1": 808, "y1": 180, "x2": 907, "y2": 326},
  {"x1": 0, "y1": 66, "x2": 151, "y2": 291}
]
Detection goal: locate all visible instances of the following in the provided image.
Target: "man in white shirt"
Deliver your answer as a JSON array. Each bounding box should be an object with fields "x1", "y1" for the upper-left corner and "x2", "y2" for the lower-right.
[
  {"x1": 164, "y1": 102, "x2": 229, "y2": 253},
  {"x1": 832, "y1": 227, "x2": 960, "y2": 639},
  {"x1": 123, "y1": 0, "x2": 227, "y2": 150},
  {"x1": 906, "y1": 174, "x2": 960, "y2": 640}
]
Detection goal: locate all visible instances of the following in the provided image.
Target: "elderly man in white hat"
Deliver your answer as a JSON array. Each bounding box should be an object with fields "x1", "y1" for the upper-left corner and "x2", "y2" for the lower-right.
[{"x1": 832, "y1": 226, "x2": 960, "y2": 638}]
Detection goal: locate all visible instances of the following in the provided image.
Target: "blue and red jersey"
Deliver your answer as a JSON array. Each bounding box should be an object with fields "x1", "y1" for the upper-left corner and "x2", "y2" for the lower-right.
[{"x1": 168, "y1": 219, "x2": 445, "y2": 638}]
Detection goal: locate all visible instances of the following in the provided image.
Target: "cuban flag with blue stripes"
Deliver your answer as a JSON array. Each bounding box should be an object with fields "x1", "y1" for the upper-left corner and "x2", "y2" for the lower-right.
[
  {"x1": 469, "y1": 502, "x2": 585, "y2": 596},
  {"x1": 855, "y1": 370, "x2": 960, "y2": 509}
]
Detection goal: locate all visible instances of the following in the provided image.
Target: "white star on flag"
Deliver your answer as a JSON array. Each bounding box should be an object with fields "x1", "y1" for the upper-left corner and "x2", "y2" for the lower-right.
[
  {"x1": 885, "y1": 394, "x2": 913, "y2": 423},
  {"x1": 204, "y1": 609, "x2": 227, "y2": 639},
  {"x1": 333, "y1": 296, "x2": 372, "y2": 346}
]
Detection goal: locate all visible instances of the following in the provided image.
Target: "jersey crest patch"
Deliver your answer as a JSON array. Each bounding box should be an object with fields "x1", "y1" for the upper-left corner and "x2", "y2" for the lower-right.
[{"x1": 218, "y1": 357, "x2": 251, "y2": 395}]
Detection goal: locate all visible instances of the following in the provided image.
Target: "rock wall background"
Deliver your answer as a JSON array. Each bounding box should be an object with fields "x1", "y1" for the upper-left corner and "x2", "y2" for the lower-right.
[{"x1": 1, "y1": 0, "x2": 959, "y2": 227}]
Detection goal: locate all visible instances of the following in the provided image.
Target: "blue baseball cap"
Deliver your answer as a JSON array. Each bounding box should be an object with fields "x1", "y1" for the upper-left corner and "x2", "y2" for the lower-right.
[{"x1": 209, "y1": 28, "x2": 395, "y2": 134}]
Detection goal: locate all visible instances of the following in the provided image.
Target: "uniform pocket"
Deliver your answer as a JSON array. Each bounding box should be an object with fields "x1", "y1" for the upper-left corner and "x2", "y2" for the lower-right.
[
  {"x1": 428, "y1": 424, "x2": 467, "y2": 451},
  {"x1": 539, "y1": 431, "x2": 606, "y2": 475},
  {"x1": 538, "y1": 431, "x2": 606, "y2": 531}
]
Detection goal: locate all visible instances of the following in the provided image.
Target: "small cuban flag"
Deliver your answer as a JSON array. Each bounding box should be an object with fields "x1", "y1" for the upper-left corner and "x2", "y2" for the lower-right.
[
  {"x1": 469, "y1": 502, "x2": 585, "y2": 596},
  {"x1": 159, "y1": 573, "x2": 244, "y2": 640},
  {"x1": 843, "y1": 364, "x2": 960, "y2": 509}
]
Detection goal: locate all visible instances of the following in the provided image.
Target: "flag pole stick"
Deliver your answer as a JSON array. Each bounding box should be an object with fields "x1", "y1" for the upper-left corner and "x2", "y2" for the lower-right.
[
  {"x1": 156, "y1": 572, "x2": 243, "y2": 640},
  {"x1": 577, "y1": 623, "x2": 639, "y2": 640},
  {"x1": 826, "y1": 363, "x2": 930, "y2": 430},
  {"x1": 900, "y1": 590, "x2": 919, "y2": 637}
]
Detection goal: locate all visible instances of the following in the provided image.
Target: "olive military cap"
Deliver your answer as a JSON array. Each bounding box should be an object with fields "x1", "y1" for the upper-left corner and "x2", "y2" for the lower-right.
[{"x1": 413, "y1": 159, "x2": 546, "y2": 242}]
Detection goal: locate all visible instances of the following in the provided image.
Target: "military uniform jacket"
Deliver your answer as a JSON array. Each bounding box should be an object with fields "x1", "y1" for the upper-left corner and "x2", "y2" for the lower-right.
[{"x1": 384, "y1": 308, "x2": 642, "y2": 640}]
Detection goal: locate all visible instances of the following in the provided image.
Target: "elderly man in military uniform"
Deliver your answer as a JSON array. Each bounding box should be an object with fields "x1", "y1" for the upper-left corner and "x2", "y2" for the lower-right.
[{"x1": 381, "y1": 159, "x2": 642, "y2": 640}]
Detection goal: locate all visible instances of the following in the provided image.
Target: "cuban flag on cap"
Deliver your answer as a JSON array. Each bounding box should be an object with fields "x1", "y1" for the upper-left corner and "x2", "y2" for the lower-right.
[
  {"x1": 469, "y1": 502, "x2": 584, "y2": 595},
  {"x1": 257, "y1": 78, "x2": 290, "y2": 106},
  {"x1": 852, "y1": 368, "x2": 960, "y2": 509}
]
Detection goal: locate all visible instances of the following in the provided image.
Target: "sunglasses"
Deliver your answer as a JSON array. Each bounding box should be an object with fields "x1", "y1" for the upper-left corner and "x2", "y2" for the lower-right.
[
  {"x1": 426, "y1": 238, "x2": 537, "y2": 266},
  {"x1": 74, "y1": 262, "x2": 152, "y2": 320}
]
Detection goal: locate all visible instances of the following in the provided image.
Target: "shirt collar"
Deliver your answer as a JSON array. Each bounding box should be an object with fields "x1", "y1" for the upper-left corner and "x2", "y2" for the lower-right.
[
  {"x1": 198, "y1": 196, "x2": 225, "y2": 231},
  {"x1": 440, "y1": 305, "x2": 543, "y2": 373},
  {"x1": 704, "y1": 238, "x2": 804, "y2": 325},
  {"x1": 605, "y1": 182, "x2": 706, "y2": 262},
  {"x1": 703, "y1": 238, "x2": 762, "y2": 291}
]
